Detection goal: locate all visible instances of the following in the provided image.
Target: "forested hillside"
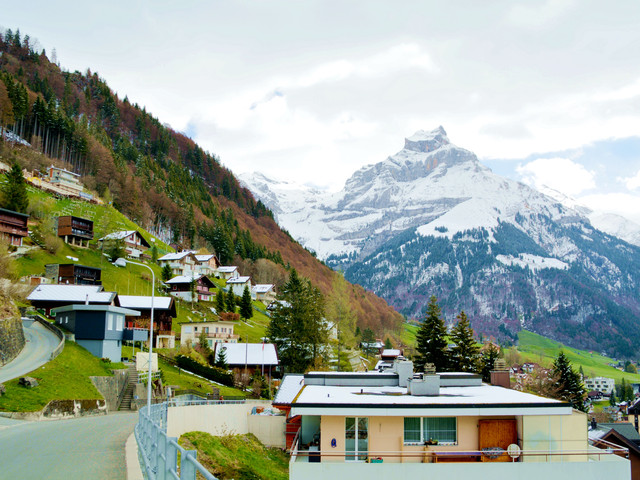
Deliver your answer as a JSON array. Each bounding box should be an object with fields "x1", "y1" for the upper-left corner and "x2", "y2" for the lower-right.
[{"x1": 0, "y1": 28, "x2": 402, "y2": 336}]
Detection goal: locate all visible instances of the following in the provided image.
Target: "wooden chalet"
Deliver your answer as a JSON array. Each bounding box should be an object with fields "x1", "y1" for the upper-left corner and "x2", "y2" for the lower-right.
[
  {"x1": 0, "y1": 207, "x2": 29, "y2": 246},
  {"x1": 56, "y1": 215, "x2": 94, "y2": 247},
  {"x1": 45, "y1": 263, "x2": 102, "y2": 285}
]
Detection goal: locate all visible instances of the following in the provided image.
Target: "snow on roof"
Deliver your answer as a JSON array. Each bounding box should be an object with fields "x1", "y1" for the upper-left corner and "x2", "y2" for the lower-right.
[
  {"x1": 118, "y1": 295, "x2": 174, "y2": 311},
  {"x1": 27, "y1": 285, "x2": 114, "y2": 303},
  {"x1": 217, "y1": 266, "x2": 238, "y2": 273},
  {"x1": 195, "y1": 254, "x2": 215, "y2": 262},
  {"x1": 166, "y1": 274, "x2": 204, "y2": 284},
  {"x1": 293, "y1": 383, "x2": 565, "y2": 410},
  {"x1": 227, "y1": 276, "x2": 251, "y2": 284},
  {"x1": 381, "y1": 349, "x2": 401, "y2": 357},
  {"x1": 99, "y1": 230, "x2": 137, "y2": 241},
  {"x1": 159, "y1": 251, "x2": 193, "y2": 261},
  {"x1": 215, "y1": 343, "x2": 278, "y2": 366},
  {"x1": 252, "y1": 284, "x2": 274, "y2": 293},
  {"x1": 273, "y1": 374, "x2": 305, "y2": 405}
]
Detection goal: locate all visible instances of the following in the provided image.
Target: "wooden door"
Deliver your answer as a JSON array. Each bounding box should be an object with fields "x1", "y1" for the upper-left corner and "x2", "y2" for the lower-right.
[{"x1": 478, "y1": 419, "x2": 517, "y2": 462}]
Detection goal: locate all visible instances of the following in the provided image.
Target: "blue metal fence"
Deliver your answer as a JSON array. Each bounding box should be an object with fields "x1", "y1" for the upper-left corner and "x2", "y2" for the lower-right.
[{"x1": 135, "y1": 399, "x2": 246, "y2": 480}]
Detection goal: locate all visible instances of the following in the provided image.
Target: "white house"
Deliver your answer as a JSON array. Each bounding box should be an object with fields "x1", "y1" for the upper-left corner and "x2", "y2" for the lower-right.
[
  {"x1": 216, "y1": 266, "x2": 239, "y2": 280},
  {"x1": 584, "y1": 377, "x2": 615, "y2": 394},
  {"x1": 251, "y1": 284, "x2": 276, "y2": 303},
  {"x1": 227, "y1": 276, "x2": 251, "y2": 297},
  {"x1": 194, "y1": 253, "x2": 221, "y2": 276},
  {"x1": 180, "y1": 320, "x2": 238, "y2": 347},
  {"x1": 158, "y1": 251, "x2": 199, "y2": 277}
]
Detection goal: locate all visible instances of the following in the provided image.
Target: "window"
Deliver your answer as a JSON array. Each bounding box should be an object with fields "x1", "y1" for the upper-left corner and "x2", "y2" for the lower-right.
[
  {"x1": 116, "y1": 315, "x2": 124, "y2": 331},
  {"x1": 404, "y1": 417, "x2": 457, "y2": 445},
  {"x1": 107, "y1": 313, "x2": 114, "y2": 330},
  {"x1": 345, "y1": 417, "x2": 368, "y2": 461}
]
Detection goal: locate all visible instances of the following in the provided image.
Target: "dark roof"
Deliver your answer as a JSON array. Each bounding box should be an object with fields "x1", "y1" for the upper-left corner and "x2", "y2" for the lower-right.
[
  {"x1": 598, "y1": 423, "x2": 640, "y2": 441},
  {"x1": 0, "y1": 207, "x2": 29, "y2": 218},
  {"x1": 628, "y1": 398, "x2": 640, "y2": 414}
]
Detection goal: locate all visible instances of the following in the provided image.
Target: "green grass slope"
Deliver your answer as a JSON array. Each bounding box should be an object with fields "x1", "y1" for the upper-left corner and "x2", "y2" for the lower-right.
[
  {"x1": 179, "y1": 432, "x2": 289, "y2": 480},
  {"x1": 0, "y1": 341, "x2": 123, "y2": 412}
]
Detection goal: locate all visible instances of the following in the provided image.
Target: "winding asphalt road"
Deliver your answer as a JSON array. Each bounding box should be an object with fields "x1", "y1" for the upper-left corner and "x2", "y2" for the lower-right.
[
  {"x1": 0, "y1": 412, "x2": 137, "y2": 479},
  {"x1": 0, "y1": 318, "x2": 60, "y2": 383}
]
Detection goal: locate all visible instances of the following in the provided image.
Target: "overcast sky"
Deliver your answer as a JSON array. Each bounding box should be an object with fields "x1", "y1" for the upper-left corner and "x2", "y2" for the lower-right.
[{"x1": 3, "y1": 0, "x2": 640, "y2": 222}]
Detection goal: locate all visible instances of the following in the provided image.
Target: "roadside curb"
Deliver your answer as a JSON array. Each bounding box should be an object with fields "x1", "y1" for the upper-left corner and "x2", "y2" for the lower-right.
[{"x1": 126, "y1": 431, "x2": 144, "y2": 480}]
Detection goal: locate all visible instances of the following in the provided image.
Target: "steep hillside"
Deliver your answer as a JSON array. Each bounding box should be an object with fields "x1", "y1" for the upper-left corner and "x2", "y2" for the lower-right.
[
  {"x1": 0, "y1": 29, "x2": 402, "y2": 335},
  {"x1": 242, "y1": 128, "x2": 640, "y2": 358}
]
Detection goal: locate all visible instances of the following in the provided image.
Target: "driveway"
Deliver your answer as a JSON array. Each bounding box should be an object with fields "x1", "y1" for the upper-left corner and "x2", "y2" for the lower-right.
[
  {"x1": 0, "y1": 318, "x2": 61, "y2": 383},
  {"x1": 0, "y1": 412, "x2": 138, "y2": 480}
]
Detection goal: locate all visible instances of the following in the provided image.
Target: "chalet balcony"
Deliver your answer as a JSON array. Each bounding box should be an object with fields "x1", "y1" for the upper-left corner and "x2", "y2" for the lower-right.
[
  {"x1": 0, "y1": 224, "x2": 28, "y2": 237},
  {"x1": 203, "y1": 333, "x2": 239, "y2": 341},
  {"x1": 123, "y1": 327, "x2": 149, "y2": 342}
]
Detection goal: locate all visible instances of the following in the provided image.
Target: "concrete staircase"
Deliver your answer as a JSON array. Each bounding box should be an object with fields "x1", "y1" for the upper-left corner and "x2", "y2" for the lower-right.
[{"x1": 118, "y1": 364, "x2": 139, "y2": 411}]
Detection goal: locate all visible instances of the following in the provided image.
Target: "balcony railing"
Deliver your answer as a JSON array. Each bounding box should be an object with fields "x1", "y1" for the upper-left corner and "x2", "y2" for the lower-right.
[
  {"x1": 201, "y1": 333, "x2": 239, "y2": 340},
  {"x1": 290, "y1": 435, "x2": 629, "y2": 464}
]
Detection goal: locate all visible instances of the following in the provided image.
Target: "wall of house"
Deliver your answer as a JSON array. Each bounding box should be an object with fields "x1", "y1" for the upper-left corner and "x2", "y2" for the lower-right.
[
  {"x1": 521, "y1": 410, "x2": 588, "y2": 462},
  {"x1": 78, "y1": 338, "x2": 122, "y2": 363}
]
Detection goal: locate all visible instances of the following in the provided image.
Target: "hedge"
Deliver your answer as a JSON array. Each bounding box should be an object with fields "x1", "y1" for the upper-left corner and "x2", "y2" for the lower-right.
[{"x1": 175, "y1": 355, "x2": 234, "y2": 387}]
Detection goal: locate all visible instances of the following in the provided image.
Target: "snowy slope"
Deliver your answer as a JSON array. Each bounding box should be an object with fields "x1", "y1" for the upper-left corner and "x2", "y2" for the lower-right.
[{"x1": 242, "y1": 127, "x2": 640, "y2": 358}]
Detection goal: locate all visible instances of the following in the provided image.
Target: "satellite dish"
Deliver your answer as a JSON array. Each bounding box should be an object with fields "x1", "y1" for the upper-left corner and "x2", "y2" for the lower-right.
[{"x1": 507, "y1": 444, "x2": 521, "y2": 460}]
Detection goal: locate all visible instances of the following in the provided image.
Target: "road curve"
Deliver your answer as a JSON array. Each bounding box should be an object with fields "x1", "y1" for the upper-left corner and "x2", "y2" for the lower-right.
[
  {"x1": 0, "y1": 412, "x2": 137, "y2": 479},
  {"x1": 0, "y1": 318, "x2": 61, "y2": 384}
]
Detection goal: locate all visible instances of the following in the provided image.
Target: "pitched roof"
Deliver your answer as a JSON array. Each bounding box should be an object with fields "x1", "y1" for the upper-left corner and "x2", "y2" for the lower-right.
[
  {"x1": 595, "y1": 423, "x2": 640, "y2": 441},
  {"x1": 273, "y1": 374, "x2": 305, "y2": 405},
  {"x1": 27, "y1": 285, "x2": 116, "y2": 304},
  {"x1": 217, "y1": 266, "x2": 238, "y2": 273},
  {"x1": 166, "y1": 274, "x2": 203, "y2": 284},
  {"x1": 227, "y1": 276, "x2": 251, "y2": 284},
  {"x1": 118, "y1": 295, "x2": 176, "y2": 313},
  {"x1": 214, "y1": 343, "x2": 279, "y2": 366},
  {"x1": 252, "y1": 284, "x2": 274, "y2": 294},
  {"x1": 99, "y1": 230, "x2": 136, "y2": 241},
  {"x1": 195, "y1": 254, "x2": 216, "y2": 262},
  {"x1": 159, "y1": 251, "x2": 195, "y2": 261}
]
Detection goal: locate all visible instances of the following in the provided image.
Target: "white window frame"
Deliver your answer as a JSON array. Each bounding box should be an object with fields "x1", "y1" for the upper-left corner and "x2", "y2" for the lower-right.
[{"x1": 403, "y1": 417, "x2": 457, "y2": 446}]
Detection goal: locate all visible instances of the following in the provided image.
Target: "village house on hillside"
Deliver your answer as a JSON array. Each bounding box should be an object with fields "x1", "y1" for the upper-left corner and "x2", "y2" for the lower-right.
[
  {"x1": 216, "y1": 265, "x2": 239, "y2": 280},
  {"x1": 56, "y1": 215, "x2": 93, "y2": 248},
  {"x1": 46, "y1": 165, "x2": 83, "y2": 196},
  {"x1": 98, "y1": 230, "x2": 150, "y2": 259},
  {"x1": 45, "y1": 263, "x2": 101, "y2": 285},
  {"x1": 252, "y1": 284, "x2": 276, "y2": 303},
  {"x1": 27, "y1": 284, "x2": 118, "y2": 316},
  {"x1": 194, "y1": 253, "x2": 221, "y2": 276},
  {"x1": 0, "y1": 207, "x2": 29, "y2": 246},
  {"x1": 118, "y1": 295, "x2": 177, "y2": 349},
  {"x1": 180, "y1": 320, "x2": 239, "y2": 347},
  {"x1": 213, "y1": 343, "x2": 279, "y2": 379},
  {"x1": 166, "y1": 274, "x2": 215, "y2": 302},
  {"x1": 158, "y1": 251, "x2": 199, "y2": 277},
  {"x1": 227, "y1": 275, "x2": 251, "y2": 297}
]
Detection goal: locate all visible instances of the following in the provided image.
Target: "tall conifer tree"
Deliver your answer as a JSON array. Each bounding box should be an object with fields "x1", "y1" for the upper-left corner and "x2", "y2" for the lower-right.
[
  {"x1": 450, "y1": 311, "x2": 480, "y2": 372},
  {"x1": 240, "y1": 285, "x2": 253, "y2": 320},
  {"x1": 1, "y1": 162, "x2": 28, "y2": 213},
  {"x1": 216, "y1": 288, "x2": 226, "y2": 313},
  {"x1": 552, "y1": 351, "x2": 587, "y2": 412},
  {"x1": 415, "y1": 296, "x2": 449, "y2": 372}
]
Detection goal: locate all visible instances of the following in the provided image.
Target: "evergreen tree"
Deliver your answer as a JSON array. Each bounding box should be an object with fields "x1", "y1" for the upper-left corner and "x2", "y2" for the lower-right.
[
  {"x1": 415, "y1": 296, "x2": 449, "y2": 372},
  {"x1": 216, "y1": 288, "x2": 226, "y2": 313},
  {"x1": 385, "y1": 338, "x2": 393, "y2": 350},
  {"x1": 480, "y1": 342, "x2": 500, "y2": 383},
  {"x1": 360, "y1": 328, "x2": 377, "y2": 357},
  {"x1": 1, "y1": 162, "x2": 28, "y2": 213},
  {"x1": 552, "y1": 352, "x2": 587, "y2": 412},
  {"x1": 609, "y1": 389, "x2": 618, "y2": 406},
  {"x1": 215, "y1": 346, "x2": 228, "y2": 369},
  {"x1": 240, "y1": 285, "x2": 253, "y2": 320},
  {"x1": 161, "y1": 264, "x2": 172, "y2": 282},
  {"x1": 226, "y1": 290, "x2": 236, "y2": 312},
  {"x1": 266, "y1": 269, "x2": 327, "y2": 373},
  {"x1": 449, "y1": 311, "x2": 480, "y2": 372}
]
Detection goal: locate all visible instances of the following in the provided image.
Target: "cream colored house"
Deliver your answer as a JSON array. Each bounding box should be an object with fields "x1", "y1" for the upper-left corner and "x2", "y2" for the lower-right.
[
  {"x1": 251, "y1": 284, "x2": 276, "y2": 304},
  {"x1": 275, "y1": 361, "x2": 630, "y2": 480},
  {"x1": 158, "y1": 251, "x2": 199, "y2": 277},
  {"x1": 180, "y1": 320, "x2": 239, "y2": 348}
]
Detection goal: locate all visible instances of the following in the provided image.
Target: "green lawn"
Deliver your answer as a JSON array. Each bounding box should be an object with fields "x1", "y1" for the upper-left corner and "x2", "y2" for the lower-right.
[
  {"x1": 179, "y1": 432, "x2": 289, "y2": 480},
  {"x1": 0, "y1": 341, "x2": 122, "y2": 412},
  {"x1": 517, "y1": 330, "x2": 640, "y2": 383}
]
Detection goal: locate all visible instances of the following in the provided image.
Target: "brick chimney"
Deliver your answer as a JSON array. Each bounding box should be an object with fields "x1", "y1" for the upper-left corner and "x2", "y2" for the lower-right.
[{"x1": 490, "y1": 359, "x2": 511, "y2": 389}]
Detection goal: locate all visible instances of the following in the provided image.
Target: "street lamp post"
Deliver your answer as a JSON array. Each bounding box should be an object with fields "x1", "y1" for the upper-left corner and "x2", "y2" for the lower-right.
[{"x1": 114, "y1": 257, "x2": 155, "y2": 411}]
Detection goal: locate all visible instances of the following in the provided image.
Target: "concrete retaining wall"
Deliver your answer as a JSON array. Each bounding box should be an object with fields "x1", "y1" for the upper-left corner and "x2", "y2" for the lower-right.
[
  {"x1": 90, "y1": 369, "x2": 128, "y2": 412},
  {"x1": 2, "y1": 399, "x2": 108, "y2": 420},
  {"x1": 0, "y1": 306, "x2": 25, "y2": 366},
  {"x1": 167, "y1": 400, "x2": 286, "y2": 447}
]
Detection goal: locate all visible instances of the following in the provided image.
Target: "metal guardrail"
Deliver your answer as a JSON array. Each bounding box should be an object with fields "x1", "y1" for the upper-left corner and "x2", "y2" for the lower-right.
[{"x1": 135, "y1": 399, "x2": 247, "y2": 479}]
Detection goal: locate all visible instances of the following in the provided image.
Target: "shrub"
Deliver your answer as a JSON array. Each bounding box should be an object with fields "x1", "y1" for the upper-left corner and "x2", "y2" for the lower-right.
[{"x1": 175, "y1": 355, "x2": 234, "y2": 387}]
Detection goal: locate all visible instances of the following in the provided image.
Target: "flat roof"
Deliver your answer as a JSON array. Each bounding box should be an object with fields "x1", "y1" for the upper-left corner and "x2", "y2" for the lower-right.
[{"x1": 290, "y1": 383, "x2": 571, "y2": 417}]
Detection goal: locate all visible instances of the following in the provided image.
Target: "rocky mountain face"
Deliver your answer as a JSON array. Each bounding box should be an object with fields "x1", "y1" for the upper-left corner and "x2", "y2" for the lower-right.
[{"x1": 240, "y1": 128, "x2": 640, "y2": 357}]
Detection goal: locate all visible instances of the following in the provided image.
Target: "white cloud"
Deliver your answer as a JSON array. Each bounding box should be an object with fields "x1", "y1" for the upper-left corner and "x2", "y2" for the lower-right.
[
  {"x1": 623, "y1": 169, "x2": 640, "y2": 190},
  {"x1": 516, "y1": 157, "x2": 596, "y2": 196},
  {"x1": 506, "y1": 0, "x2": 576, "y2": 28},
  {"x1": 579, "y1": 193, "x2": 640, "y2": 224}
]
